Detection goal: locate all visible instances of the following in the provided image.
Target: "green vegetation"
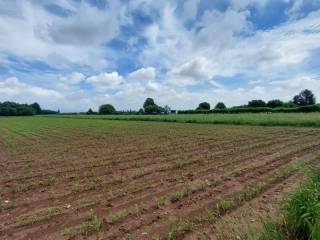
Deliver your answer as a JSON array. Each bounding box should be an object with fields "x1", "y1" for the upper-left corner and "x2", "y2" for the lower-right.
[
  {"x1": 154, "y1": 196, "x2": 166, "y2": 209},
  {"x1": 143, "y1": 97, "x2": 168, "y2": 114},
  {"x1": 1, "y1": 89, "x2": 317, "y2": 117},
  {"x1": 197, "y1": 102, "x2": 210, "y2": 110},
  {"x1": 99, "y1": 104, "x2": 116, "y2": 114},
  {"x1": 293, "y1": 89, "x2": 316, "y2": 106},
  {"x1": 62, "y1": 212, "x2": 101, "y2": 239},
  {"x1": 54, "y1": 112, "x2": 320, "y2": 127},
  {"x1": 170, "y1": 184, "x2": 190, "y2": 202},
  {"x1": 0, "y1": 101, "x2": 58, "y2": 116},
  {"x1": 107, "y1": 209, "x2": 128, "y2": 224},
  {"x1": 256, "y1": 168, "x2": 320, "y2": 240},
  {"x1": 0, "y1": 101, "x2": 35, "y2": 116},
  {"x1": 215, "y1": 102, "x2": 226, "y2": 109}
]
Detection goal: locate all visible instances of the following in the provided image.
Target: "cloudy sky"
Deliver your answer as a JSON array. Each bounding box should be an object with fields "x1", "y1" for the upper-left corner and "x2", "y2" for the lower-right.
[{"x1": 0, "y1": 0, "x2": 320, "y2": 112}]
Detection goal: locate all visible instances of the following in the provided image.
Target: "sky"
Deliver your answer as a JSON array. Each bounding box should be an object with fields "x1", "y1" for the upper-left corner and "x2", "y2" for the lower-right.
[{"x1": 0, "y1": 0, "x2": 320, "y2": 112}]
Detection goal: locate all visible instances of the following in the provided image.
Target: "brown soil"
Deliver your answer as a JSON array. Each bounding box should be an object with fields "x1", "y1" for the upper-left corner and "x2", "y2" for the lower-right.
[
  {"x1": 185, "y1": 173, "x2": 304, "y2": 240},
  {"x1": 0, "y1": 119, "x2": 319, "y2": 240}
]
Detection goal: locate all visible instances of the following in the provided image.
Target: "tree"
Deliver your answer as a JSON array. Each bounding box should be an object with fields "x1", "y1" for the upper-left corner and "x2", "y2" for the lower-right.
[
  {"x1": 99, "y1": 104, "x2": 116, "y2": 115},
  {"x1": 197, "y1": 102, "x2": 210, "y2": 110},
  {"x1": 143, "y1": 98, "x2": 155, "y2": 109},
  {"x1": 164, "y1": 105, "x2": 171, "y2": 114},
  {"x1": 142, "y1": 98, "x2": 165, "y2": 114},
  {"x1": 138, "y1": 108, "x2": 144, "y2": 115},
  {"x1": 87, "y1": 108, "x2": 94, "y2": 115},
  {"x1": 248, "y1": 100, "x2": 266, "y2": 108},
  {"x1": 215, "y1": 102, "x2": 226, "y2": 109},
  {"x1": 293, "y1": 89, "x2": 316, "y2": 106},
  {"x1": 29, "y1": 102, "x2": 41, "y2": 114},
  {"x1": 0, "y1": 101, "x2": 34, "y2": 116},
  {"x1": 266, "y1": 99, "x2": 283, "y2": 108},
  {"x1": 144, "y1": 104, "x2": 164, "y2": 114}
]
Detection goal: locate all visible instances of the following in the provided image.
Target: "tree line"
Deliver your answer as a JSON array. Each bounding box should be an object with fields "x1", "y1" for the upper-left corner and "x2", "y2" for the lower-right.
[
  {"x1": 195, "y1": 89, "x2": 316, "y2": 111},
  {"x1": 89, "y1": 89, "x2": 318, "y2": 115},
  {"x1": 0, "y1": 89, "x2": 317, "y2": 116},
  {"x1": 87, "y1": 98, "x2": 172, "y2": 115},
  {"x1": 0, "y1": 102, "x2": 59, "y2": 116}
]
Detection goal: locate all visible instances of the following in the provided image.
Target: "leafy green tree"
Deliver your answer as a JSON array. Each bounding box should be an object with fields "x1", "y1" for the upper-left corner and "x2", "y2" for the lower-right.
[
  {"x1": 266, "y1": 99, "x2": 283, "y2": 108},
  {"x1": 142, "y1": 98, "x2": 165, "y2": 114},
  {"x1": 144, "y1": 104, "x2": 163, "y2": 114},
  {"x1": 143, "y1": 98, "x2": 155, "y2": 109},
  {"x1": 17, "y1": 106, "x2": 34, "y2": 115},
  {"x1": 215, "y1": 102, "x2": 226, "y2": 109},
  {"x1": 197, "y1": 102, "x2": 210, "y2": 110},
  {"x1": 248, "y1": 100, "x2": 266, "y2": 108},
  {"x1": 293, "y1": 89, "x2": 316, "y2": 106},
  {"x1": 29, "y1": 102, "x2": 41, "y2": 114},
  {"x1": 0, "y1": 102, "x2": 34, "y2": 116},
  {"x1": 87, "y1": 108, "x2": 94, "y2": 115},
  {"x1": 99, "y1": 104, "x2": 116, "y2": 115}
]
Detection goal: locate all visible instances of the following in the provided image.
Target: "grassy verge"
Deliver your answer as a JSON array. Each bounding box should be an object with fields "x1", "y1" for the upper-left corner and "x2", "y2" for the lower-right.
[
  {"x1": 48, "y1": 113, "x2": 320, "y2": 127},
  {"x1": 255, "y1": 167, "x2": 320, "y2": 240}
]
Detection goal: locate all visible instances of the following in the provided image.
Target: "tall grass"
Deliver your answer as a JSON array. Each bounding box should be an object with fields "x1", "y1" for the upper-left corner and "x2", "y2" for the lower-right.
[
  {"x1": 257, "y1": 168, "x2": 320, "y2": 240},
  {"x1": 50, "y1": 113, "x2": 320, "y2": 127}
]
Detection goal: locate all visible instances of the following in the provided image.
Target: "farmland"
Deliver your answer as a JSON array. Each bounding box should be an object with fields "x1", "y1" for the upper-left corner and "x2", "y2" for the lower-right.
[
  {"x1": 1, "y1": 116, "x2": 320, "y2": 239},
  {"x1": 56, "y1": 112, "x2": 320, "y2": 127}
]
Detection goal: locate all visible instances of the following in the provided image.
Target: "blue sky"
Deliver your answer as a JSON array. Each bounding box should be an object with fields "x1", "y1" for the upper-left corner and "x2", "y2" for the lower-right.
[{"x1": 0, "y1": 0, "x2": 320, "y2": 111}]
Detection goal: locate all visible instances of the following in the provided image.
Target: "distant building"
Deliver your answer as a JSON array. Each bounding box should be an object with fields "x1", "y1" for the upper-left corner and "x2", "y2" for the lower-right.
[{"x1": 170, "y1": 110, "x2": 177, "y2": 114}]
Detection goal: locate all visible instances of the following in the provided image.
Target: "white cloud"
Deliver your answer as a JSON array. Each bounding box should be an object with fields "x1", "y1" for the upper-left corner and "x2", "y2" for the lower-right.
[
  {"x1": 128, "y1": 67, "x2": 156, "y2": 81},
  {"x1": 59, "y1": 72, "x2": 85, "y2": 85},
  {"x1": 48, "y1": 1, "x2": 126, "y2": 46},
  {"x1": 86, "y1": 72, "x2": 124, "y2": 91},
  {"x1": 271, "y1": 76, "x2": 320, "y2": 92},
  {"x1": 0, "y1": 0, "x2": 128, "y2": 69},
  {"x1": 167, "y1": 57, "x2": 215, "y2": 86},
  {"x1": 142, "y1": 5, "x2": 320, "y2": 83},
  {"x1": 0, "y1": 77, "x2": 61, "y2": 98}
]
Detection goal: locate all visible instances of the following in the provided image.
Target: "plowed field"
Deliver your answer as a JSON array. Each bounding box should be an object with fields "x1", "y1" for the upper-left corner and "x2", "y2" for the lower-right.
[{"x1": 0, "y1": 117, "x2": 319, "y2": 240}]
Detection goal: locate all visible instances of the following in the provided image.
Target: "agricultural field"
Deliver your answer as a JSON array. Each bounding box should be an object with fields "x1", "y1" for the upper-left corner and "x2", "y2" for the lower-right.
[
  {"x1": 56, "y1": 112, "x2": 320, "y2": 127},
  {"x1": 1, "y1": 116, "x2": 320, "y2": 240}
]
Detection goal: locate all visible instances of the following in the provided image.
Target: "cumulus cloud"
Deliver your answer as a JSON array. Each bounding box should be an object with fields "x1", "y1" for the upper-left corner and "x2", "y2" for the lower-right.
[
  {"x1": 86, "y1": 72, "x2": 124, "y2": 91},
  {"x1": 0, "y1": 0, "x2": 320, "y2": 111},
  {"x1": 0, "y1": 77, "x2": 61, "y2": 98},
  {"x1": 59, "y1": 72, "x2": 85, "y2": 85},
  {"x1": 128, "y1": 67, "x2": 156, "y2": 82},
  {"x1": 48, "y1": 1, "x2": 126, "y2": 46},
  {"x1": 0, "y1": 0, "x2": 128, "y2": 69},
  {"x1": 167, "y1": 57, "x2": 215, "y2": 86}
]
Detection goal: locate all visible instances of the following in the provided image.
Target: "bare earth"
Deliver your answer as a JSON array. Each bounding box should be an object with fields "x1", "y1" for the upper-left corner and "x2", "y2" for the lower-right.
[{"x1": 0, "y1": 118, "x2": 319, "y2": 240}]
